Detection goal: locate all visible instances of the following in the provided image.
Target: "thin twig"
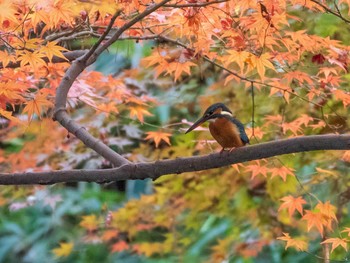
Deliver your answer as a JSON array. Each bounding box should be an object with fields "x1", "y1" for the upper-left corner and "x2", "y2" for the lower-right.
[
  {"x1": 310, "y1": 0, "x2": 350, "y2": 23},
  {"x1": 164, "y1": 0, "x2": 228, "y2": 8},
  {"x1": 81, "y1": 10, "x2": 123, "y2": 62}
]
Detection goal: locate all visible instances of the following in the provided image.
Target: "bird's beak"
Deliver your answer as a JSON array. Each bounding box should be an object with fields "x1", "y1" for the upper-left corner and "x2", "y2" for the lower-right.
[{"x1": 185, "y1": 115, "x2": 209, "y2": 134}]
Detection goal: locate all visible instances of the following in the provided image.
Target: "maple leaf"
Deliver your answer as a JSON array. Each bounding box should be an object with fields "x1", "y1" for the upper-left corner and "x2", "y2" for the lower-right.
[
  {"x1": 39, "y1": 41, "x2": 68, "y2": 62},
  {"x1": 316, "y1": 201, "x2": 337, "y2": 231},
  {"x1": 321, "y1": 238, "x2": 348, "y2": 253},
  {"x1": 129, "y1": 106, "x2": 153, "y2": 123},
  {"x1": 47, "y1": 0, "x2": 76, "y2": 28},
  {"x1": 102, "y1": 230, "x2": 119, "y2": 242},
  {"x1": 22, "y1": 92, "x2": 53, "y2": 121},
  {"x1": 342, "y1": 227, "x2": 350, "y2": 237},
  {"x1": 277, "y1": 232, "x2": 307, "y2": 251},
  {"x1": 222, "y1": 50, "x2": 250, "y2": 72},
  {"x1": 249, "y1": 53, "x2": 275, "y2": 79},
  {"x1": 245, "y1": 162, "x2": 268, "y2": 179},
  {"x1": 52, "y1": 242, "x2": 74, "y2": 258},
  {"x1": 311, "y1": 54, "x2": 326, "y2": 64},
  {"x1": 333, "y1": 89, "x2": 350, "y2": 108},
  {"x1": 302, "y1": 210, "x2": 324, "y2": 236},
  {"x1": 17, "y1": 50, "x2": 46, "y2": 70},
  {"x1": 246, "y1": 127, "x2": 264, "y2": 139},
  {"x1": 145, "y1": 131, "x2": 172, "y2": 148},
  {"x1": 342, "y1": 151, "x2": 350, "y2": 162},
  {"x1": 0, "y1": 50, "x2": 16, "y2": 68},
  {"x1": 80, "y1": 215, "x2": 99, "y2": 232},
  {"x1": 111, "y1": 240, "x2": 129, "y2": 253},
  {"x1": 279, "y1": 195, "x2": 307, "y2": 217},
  {"x1": 270, "y1": 166, "x2": 295, "y2": 181},
  {"x1": 0, "y1": 109, "x2": 22, "y2": 124},
  {"x1": 0, "y1": 0, "x2": 17, "y2": 24}
]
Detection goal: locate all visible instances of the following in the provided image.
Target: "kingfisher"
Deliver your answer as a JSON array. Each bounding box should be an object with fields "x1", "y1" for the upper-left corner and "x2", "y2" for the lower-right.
[{"x1": 185, "y1": 103, "x2": 249, "y2": 151}]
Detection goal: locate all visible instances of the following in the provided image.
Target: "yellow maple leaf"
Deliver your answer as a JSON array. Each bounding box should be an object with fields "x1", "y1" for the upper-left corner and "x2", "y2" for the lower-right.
[
  {"x1": 39, "y1": 41, "x2": 68, "y2": 62},
  {"x1": 52, "y1": 242, "x2": 73, "y2": 258},
  {"x1": 145, "y1": 131, "x2": 172, "y2": 148},
  {"x1": 80, "y1": 215, "x2": 99, "y2": 232},
  {"x1": 321, "y1": 238, "x2": 348, "y2": 253},
  {"x1": 22, "y1": 93, "x2": 53, "y2": 121},
  {"x1": 277, "y1": 232, "x2": 307, "y2": 251}
]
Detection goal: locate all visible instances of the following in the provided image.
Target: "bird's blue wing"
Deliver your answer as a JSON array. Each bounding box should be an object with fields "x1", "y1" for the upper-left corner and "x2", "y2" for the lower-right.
[{"x1": 230, "y1": 117, "x2": 250, "y2": 144}]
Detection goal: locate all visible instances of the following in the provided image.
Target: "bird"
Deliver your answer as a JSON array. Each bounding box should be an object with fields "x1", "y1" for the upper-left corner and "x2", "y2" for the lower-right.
[{"x1": 185, "y1": 103, "x2": 249, "y2": 152}]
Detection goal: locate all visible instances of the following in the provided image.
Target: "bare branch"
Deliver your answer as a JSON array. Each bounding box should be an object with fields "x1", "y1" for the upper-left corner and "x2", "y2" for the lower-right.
[
  {"x1": 81, "y1": 10, "x2": 123, "y2": 63},
  {"x1": 310, "y1": 0, "x2": 350, "y2": 23},
  {"x1": 163, "y1": 0, "x2": 228, "y2": 8},
  {"x1": 86, "y1": 0, "x2": 172, "y2": 65},
  {"x1": 0, "y1": 134, "x2": 349, "y2": 185}
]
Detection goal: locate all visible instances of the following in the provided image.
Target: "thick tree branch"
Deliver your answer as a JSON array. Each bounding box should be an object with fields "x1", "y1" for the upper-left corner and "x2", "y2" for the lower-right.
[{"x1": 0, "y1": 134, "x2": 349, "y2": 185}]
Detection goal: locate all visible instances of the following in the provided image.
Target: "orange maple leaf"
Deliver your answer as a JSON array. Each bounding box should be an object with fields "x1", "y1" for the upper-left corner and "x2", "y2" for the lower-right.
[
  {"x1": 321, "y1": 238, "x2": 348, "y2": 253},
  {"x1": 102, "y1": 230, "x2": 119, "y2": 242},
  {"x1": 247, "y1": 53, "x2": 275, "y2": 79},
  {"x1": 277, "y1": 232, "x2": 307, "y2": 251},
  {"x1": 245, "y1": 161, "x2": 268, "y2": 179},
  {"x1": 145, "y1": 131, "x2": 172, "y2": 148},
  {"x1": 341, "y1": 227, "x2": 350, "y2": 236},
  {"x1": 302, "y1": 210, "x2": 325, "y2": 236},
  {"x1": 39, "y1": 41, "x2": 68, "y2": 62},
  {"x1": 316, "y1": 201, "x2": 338, "y2": 231},
  {"x1": 270, "y1": 166, "x2": 295, "y2": 181},
  {"x1": 111, "y1": 240, "x2": 129, "y2": 253},
  {"x1": 333, "y1": 89, "x2": 350, "y2": 108},
  {"x1": 0, "y1": 50, "x2": 16, "y2": 68},
  {"x1": 22, "y1": 93, "x2": 53, "y2": 121},
  {"x1": 129, "y1": 106, "x2": 153, "y2": 123},
  {"x1": 0, "y1": 109, "x2": 22, "y2": 124},
  {"x1": 79, "y1": 215, "x2": 99, "y2": 232},
  {"x1": 167, "y1": 61, "x2": 196, "y2": 81},
  {"x1": 279, "y1": 195, "x2": 307, "y2": 217},
  {"x1": 17, "y1": 50, "x2": 46, "y2": 70}
]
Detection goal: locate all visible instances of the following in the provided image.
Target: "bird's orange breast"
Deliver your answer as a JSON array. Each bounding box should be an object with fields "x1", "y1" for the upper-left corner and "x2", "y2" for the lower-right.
[{"x1": 209, "y1": 117, "x2": 244, "y2": 148}]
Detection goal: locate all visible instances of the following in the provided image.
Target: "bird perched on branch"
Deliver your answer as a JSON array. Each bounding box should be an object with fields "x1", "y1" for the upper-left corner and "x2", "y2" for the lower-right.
[{"x1": 185, "y1": 103, "x2": 249, "y2": 152}]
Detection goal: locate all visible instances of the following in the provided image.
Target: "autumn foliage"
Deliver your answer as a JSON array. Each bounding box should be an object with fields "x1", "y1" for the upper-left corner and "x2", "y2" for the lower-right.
[{"x1": 0, "y1": 0, "x2": 350, "y2": 261}]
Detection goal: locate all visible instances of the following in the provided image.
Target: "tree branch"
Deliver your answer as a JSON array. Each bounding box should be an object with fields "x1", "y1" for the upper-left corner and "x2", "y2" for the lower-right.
[
  {"x1": 1, "y1": 134, "x2": 349, "y2": 185},
  {"x1": 53, "y1": 1, "x2": 172, "y2": 167},
  {"x1": 310, "y1": 0, "x2": 350, "y2": 23},
  {"x1": 0, "y1": 50, "x2": 88, "y2": 69},
  {"x1": 163, "y1": 0, "x2": 228, "y2": 8}
]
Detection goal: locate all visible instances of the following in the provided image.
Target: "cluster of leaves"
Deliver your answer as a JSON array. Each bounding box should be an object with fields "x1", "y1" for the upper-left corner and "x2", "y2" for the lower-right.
[{"x1": 0, "y1": 0, "x2": 350, "y2": 262}]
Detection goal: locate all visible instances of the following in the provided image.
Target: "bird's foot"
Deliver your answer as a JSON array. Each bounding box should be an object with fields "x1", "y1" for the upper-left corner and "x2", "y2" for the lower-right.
[
  {"x1": 228, "y1": 147, "x2": 236, "y2": 153},
  {"x1": 219, "y1": 147, "x2": 236, "y2": 155}
]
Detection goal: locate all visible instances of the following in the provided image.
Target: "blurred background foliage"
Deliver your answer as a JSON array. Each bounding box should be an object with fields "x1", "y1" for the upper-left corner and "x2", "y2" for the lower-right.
[{"x1": 1, "y1": 3, "x2": 350, "y2": 263}]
